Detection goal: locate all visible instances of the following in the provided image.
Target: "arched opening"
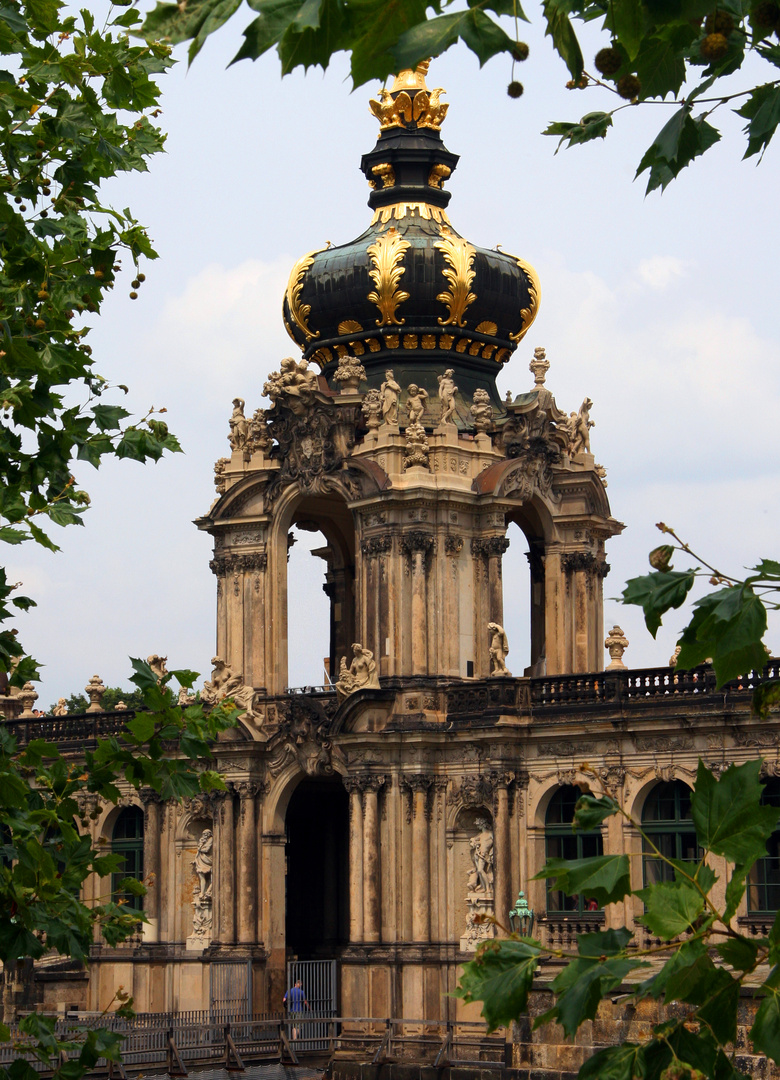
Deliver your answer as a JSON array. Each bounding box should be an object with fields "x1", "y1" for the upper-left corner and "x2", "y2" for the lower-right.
[
  {"x1": 641, "y1": 781, "x2": 696, "y2": 885},
  {"x1": 748, "y1": 779, "x2": 780, "y2": 913},
  {"x1": 285, "y1": 494, "x2": 356, "y2": 689},
  {"x1": 505, "y1": 508, "x2": 546, "y2": 677},
  {"x1": 545, "y1": 786, "x2": 602, "y2": 914},
  {"x1": 287, "y1": 525, "x2": 331, "y2": 687},
  {"x1": 111, "y1": 806, "x2": 144, "y2": 910},
  {"x1": 285, "y1": 778, "x2": 349, "y2": 959}
]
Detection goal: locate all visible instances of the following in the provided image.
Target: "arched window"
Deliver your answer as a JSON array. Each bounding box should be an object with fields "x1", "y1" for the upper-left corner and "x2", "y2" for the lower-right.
[
  {"x1": 748, "y1": 779, "x2": 780, "y2": 913},
  {"x1": 111, "y1": 807, "x2": 144, "y2": 911},
  {"x1": 545, "y1": 786, "x2": 603, "y2": 913},
  {"x1": 641, "y1": 781, "x2": 697, "y2": 885}
]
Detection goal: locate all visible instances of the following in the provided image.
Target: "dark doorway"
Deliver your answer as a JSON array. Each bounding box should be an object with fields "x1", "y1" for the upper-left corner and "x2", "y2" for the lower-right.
[{"x1": 285, "y1": 779, "x2": 349, "y2": 959}]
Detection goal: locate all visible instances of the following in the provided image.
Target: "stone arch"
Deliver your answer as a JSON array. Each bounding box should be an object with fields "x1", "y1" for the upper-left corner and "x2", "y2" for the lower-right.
[
  {"x1": 267, "y1": 484, "x2": 359, "y2": 694},
  {"x1": 627, "y1": 771, "x2": 694, "y2": 823},
  {"x1": 503, "y1": 497, "x2": 553, "y2": 677}
]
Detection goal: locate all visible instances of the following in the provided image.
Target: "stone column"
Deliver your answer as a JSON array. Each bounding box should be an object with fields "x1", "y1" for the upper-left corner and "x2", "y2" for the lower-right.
[
  {"x1": 216, "y1": 786, "x2": 236, "y2": 943},
  {"x1": 236, "y1": 781, "x2": 258, "y2": 944},
  {"x1": 492, "y1": 773, "x2": 514, "y2": 932},
  {"x1": 360, "y1": 775, "x2": 386, "y2": 943},
  {"x1": 486, "y1": 537, "x2": 510, "y2": 626},
  {"x1": 403, "y1": 533, "x2": 434, "y2": 676},
  {"x1": 405, "y1": 775, "x2": 433, "y2": 942},
  {"x1": 344, "y1": 777, "x2": 364, "y2": 944},
  {"x1": 140, "y1": 789, "x2": 162, "y2": 943}
]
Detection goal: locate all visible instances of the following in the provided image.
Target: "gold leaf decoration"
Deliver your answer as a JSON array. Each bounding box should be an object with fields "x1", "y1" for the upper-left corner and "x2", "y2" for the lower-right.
[
  {"x1": 338, "y1": 319, "x2": 363, "y2": 335},
  {"x1": 509, "y1": 256, "x2": 542, "y2": 344},
  {"x1": 367, "y1": 227, "x2": 411, "y2": 327},
  {"x1": 475, "y1": 320, "x2": 498, "y2": 336},
  {"x1": 435, "y1": 229, "x2": 477, "y2": 328},
  {"x1": 285, "y1": 246, "x2": 327, "y2": 343}
]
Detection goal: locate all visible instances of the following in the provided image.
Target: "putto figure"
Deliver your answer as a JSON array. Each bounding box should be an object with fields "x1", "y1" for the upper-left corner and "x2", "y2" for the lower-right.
[
  {"x1": 437, "y1": 368, "x2": 458, "y2": 424},
  {"x1": 335, "y1": 643, "x2": 381, "y2": 698},
  {"x1": 488, "y1": 622, "x2": 511, "y2": 676},
  {"x1": 405, "y1": 383, "x2": 428, "y2": 424}
]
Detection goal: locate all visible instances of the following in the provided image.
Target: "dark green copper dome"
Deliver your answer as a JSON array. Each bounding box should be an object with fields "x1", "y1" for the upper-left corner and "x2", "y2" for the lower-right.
[{"x1": 281, "y1": 63, "x2": 540, "y2": 411}]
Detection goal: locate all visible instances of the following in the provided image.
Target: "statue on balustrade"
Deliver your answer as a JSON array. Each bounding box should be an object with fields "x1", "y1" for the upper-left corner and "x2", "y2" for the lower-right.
[
  {"x1": 488, "y1": 623, "x2": 512, "y2": 676},
  {"x1": 335, "y1": 643, "x2": 381, "y2": 699},
  {"x1": 201, "y1": 656, "x2": 257, "y2": 719}
]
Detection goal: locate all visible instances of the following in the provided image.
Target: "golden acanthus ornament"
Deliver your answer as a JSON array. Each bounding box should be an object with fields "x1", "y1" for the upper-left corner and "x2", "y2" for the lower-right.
[
  {"x1": 284, "y1": 246, "x2": 328, "y2": 344},
  {"x1": 509, "y1": 255, "x2": 541, "y2": 343},
  {"x1": 435, "y1": 229, "x2": 477, "y2": 328},
  {"x1": 367, "y1": 228, "x2": 411, "y2": 327}
]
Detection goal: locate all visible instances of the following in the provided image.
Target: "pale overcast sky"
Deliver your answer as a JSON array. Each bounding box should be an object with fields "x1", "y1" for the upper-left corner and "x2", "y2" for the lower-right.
[{"x1": 9, "y1": 10, "x2": 780, "y2": 705}]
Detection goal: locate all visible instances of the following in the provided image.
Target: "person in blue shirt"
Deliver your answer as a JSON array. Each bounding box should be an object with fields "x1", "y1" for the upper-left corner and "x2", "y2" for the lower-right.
[{"x1": 283, "y1": 979, "x2": 309, "y2": 1040}]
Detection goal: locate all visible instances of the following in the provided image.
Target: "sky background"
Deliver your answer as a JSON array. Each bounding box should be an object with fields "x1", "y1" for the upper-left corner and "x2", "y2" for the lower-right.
[{"x1": 8, "y1": 8, "x2": 780, "y2": 705}]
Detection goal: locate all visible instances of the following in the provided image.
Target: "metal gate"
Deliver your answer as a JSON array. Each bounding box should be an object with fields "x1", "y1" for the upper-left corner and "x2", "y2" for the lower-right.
[
  {"x1": 285, "y1": 959, "x2": 337, "y2": 1050},
  {"x1": 209, "y1": 960, "x2": 252, "y2": 1019}
]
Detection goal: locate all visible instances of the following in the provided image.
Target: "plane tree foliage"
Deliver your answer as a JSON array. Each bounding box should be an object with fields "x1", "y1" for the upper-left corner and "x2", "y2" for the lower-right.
[
  {"x1": 140, "y1": 0, "x2": 780, "y2": 191},
  {"x1": 456, "y1": 759, "x2": 780, "y2": 1080}
]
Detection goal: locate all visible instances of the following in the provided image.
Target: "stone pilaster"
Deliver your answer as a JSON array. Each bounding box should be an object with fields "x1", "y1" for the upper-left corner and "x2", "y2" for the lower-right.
[
  {"x1": 344, "y1": 777, "x2": 364, "y2": 944},
  {"x1": 358, "y1": 775, "x2": 386, "y2": 943},
  {"x1": 236, "y1": 781, "x2": 258, "y2": 943},
  {"x1": 403, "y1": 774, "x2": 433, "y2": 942},
  {"x1": 140, "y1": 788, "x2": 163, "y2": 944}
]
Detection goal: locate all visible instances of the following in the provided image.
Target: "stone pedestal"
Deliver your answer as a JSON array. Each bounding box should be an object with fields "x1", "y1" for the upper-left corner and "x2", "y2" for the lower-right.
[
  {"x1": 460, "y1": 893, "x2": 496, "y2": 952},
  {"x1": 186, "y1": 895, "x2": 212, "y2": 952}
]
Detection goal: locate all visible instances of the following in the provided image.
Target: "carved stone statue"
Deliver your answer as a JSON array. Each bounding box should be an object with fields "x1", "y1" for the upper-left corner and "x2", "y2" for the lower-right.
[
  {"x1": 178, "y1": 687, "x2": 196, "y2": 707},
  {"x1": 192, "y1": 828, "x2": 213, "y2": 899},
  {"x1": 247, "y1": 407, "x2": 272, "y2": 453},
  {"x1": 470, "y1": 388, "x2": 493, "y2": 433},
  {"x1": 468, "y1": 817, "x2": 495, "y2": 894},
  {"x1": 569, "y1": 397, "x2": 594, "y2": 455},
  {"x1": 461, "y1": 815, "x2": 496, "y2": 951},
  {"x1": 379, "y1": 370, "x2": 401, "y2": 426},
  {"x1": 488, "y1": 622, "x2": 511, "y2": 677},
  {"x1": 228, "y1": 397, "x2": 249, "y2": 451},
  {"x1": 437, "y1": 368, "x2": 457, "y2": 425},
  {"x1": 403, "y1": 422, "x2": 429, "y2": 470},
  {"x1": 263, "y1": 357, "x2": 319, "y2": 415},
  {"x1": 52, "y1": 698, "x2": 68, "y2": 716},
  {"x1": 405, "y1": 383, "x2": 428, "y2": 424},
  {"x1": 361, "y1": 387, "x2": 383, "y2": 431},
  {"x1": 201, "y1": 656, "x2": 256, "y2": 719},
  {"x1": 335, "y1": 643, "x2": 381, "y2": 699},
  {"x1": 85, "y1": 674, "x2": 106, "y2": 713},
  {"x1": 147, "y1": 654, "x2": 168, "y2": 683}
]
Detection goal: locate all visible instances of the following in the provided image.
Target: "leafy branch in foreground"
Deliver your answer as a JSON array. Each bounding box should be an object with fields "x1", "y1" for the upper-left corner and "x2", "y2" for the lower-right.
[
  {"x1": 621, "y1": 522, "x2": 778, "y2": 712},
  {"x1": 456, "y1": 759, "x2": 780, "y2": 1079},
  {"x1": 0, "y1": 659, "x2": 238, "y2": 1080},
  {"x1": 0, "y1": 0, "x2": 178, "y2": 690},
  {"x1": 139, "y1": 0, "x2": 780, "y2": 190}
]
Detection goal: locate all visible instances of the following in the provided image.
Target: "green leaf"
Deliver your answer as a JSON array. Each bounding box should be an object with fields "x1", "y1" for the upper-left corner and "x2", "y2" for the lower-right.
[
  {"x1": 633, "y1": 26, "x2": 691, "y2": 100},
  {"x1": 0, "y1": 526, "x2": 27, "y2": 544},
  {"x1": 752, "y1": 970, "x2": 780, "y2": 1066},
  {"x1": 454, "y1": 937, "x2": 541, "y2": 1031},
  {"x1": 230, "y1": 0, "x2": 302, "y2": 63},
  {"x1": 676, "y1": 584, "x2": 769, "y2": 685},
  {"x1": 346, "y1": 0, "x2": 428, "y2": 86},
  {"x1": 723, "y1": 862, "x2": 749, "y2": 922},
  {"x1": 578, "y1": 1043, "x2": 645, "y2": 1080},
  {"x1": 577, "y1": 927, "x2": 633, "y2": 957},
  {"x1": 636, "y1": 108, "x2": 721, "y2": 193},
  {"x1": 188, "y1": 0, "x2": 243, "y2": 62},
  {"x1": 573, "y1": 792, "x2": 620, "y2": 831},
  {"x1": 608, "y1": 0, "x2": 644, "y2": 60},
  {"x1": 620, "y1": 569, "x2": 696, "y2": 636},
  {"x1": 691, "y1": 759, "x2": 780, "y2": 864},
  {"x1": 540, "y1": 956, "x2": 648, "y2": 1037},
  {"x1": 542, "y1": 0, "x2": 583, "y2": 80},
  {"x1": 460, "y1": 10, "x2": 517, "y2": 66},
  {"x1": 534, "y1": 853, "x2": 631, "y2": 906},
  {"x1": 754, "y1": 680, "x2": 780, "y2": 720},
  {"x1": 543, "y1": 111, "x2": 613, "y2": 151},
  {"x1": 752, "y1": 558, "x2": 780, "y2": 580},
  {"x1": 392, "y1": 12, "x2": 465, "y2": 69},
  {"x1": 125, "y1": 713, "x2": 156, "y2": 742},
  {"x1": 636, "y1": 878, "x2": 704, "y2": 938},
  {"x1": 737, "y1": 83, "x2": 780, "y2": 160},
  {"x1": 717, "y1": 936, "x2": 759, "y2": 972}
]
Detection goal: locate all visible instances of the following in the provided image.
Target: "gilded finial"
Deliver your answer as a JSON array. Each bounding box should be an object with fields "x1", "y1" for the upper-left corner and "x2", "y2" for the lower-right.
[{"x1": 369, "y1": 60, "x2": 448, "y2": 133}]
